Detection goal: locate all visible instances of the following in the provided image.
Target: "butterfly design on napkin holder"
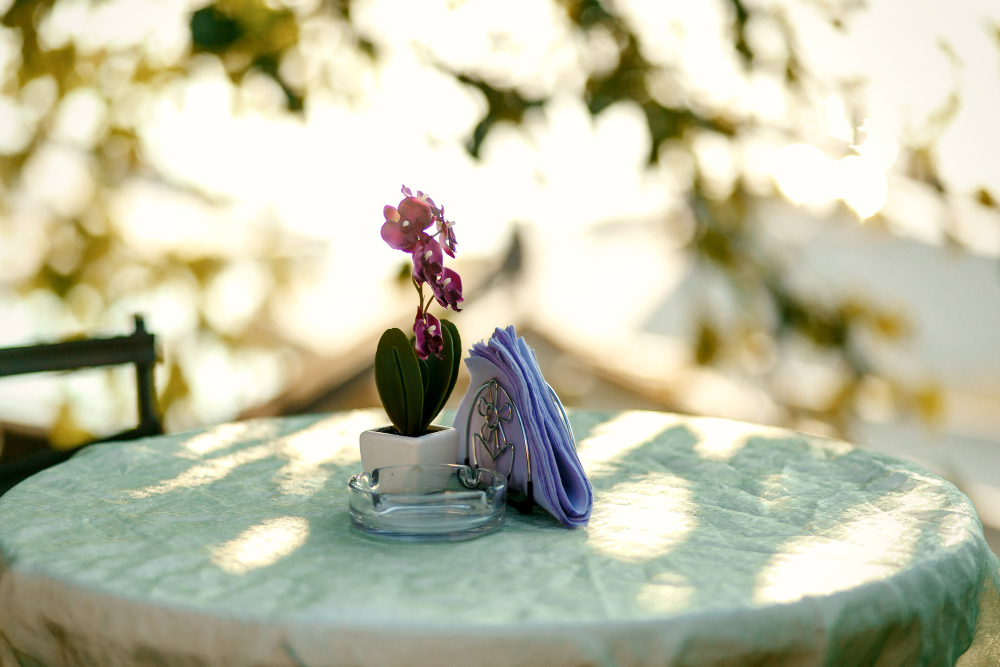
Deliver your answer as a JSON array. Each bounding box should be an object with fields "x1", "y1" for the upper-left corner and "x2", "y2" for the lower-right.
[{"x1": 464, "y1": 379, "x2": 535, "y2": 513}]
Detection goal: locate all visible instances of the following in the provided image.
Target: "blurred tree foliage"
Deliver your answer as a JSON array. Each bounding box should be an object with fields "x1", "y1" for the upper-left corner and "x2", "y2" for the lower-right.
[
  {"x1": 547, "y1": 0, "x2": 944, "y2": 434},
  {"x1": 0, "y1": 0, "x2": 972, "y2": 439},
  {"x1": 0, "y1": 0, "x2": 329, "y2": 438},
  {"x1": 446, "y1": 0, "x2": 974, "y2": 435}
]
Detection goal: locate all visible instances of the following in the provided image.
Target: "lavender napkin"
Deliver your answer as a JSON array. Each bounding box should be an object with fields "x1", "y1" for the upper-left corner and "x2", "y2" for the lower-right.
[{"x1": 453, "y1": 327, "x2": 592, "y2": 528}]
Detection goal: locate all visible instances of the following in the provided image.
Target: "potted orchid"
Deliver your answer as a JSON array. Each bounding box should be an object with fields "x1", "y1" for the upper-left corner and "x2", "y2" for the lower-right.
[{"x1": 359, "y1": 186, "x2": 465, "y2": 474}]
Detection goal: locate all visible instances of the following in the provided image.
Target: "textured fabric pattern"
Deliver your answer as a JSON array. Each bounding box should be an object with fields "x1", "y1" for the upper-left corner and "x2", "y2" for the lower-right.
[{"x1": 0, "y1": 409, "x2": 996, "y2": 666}]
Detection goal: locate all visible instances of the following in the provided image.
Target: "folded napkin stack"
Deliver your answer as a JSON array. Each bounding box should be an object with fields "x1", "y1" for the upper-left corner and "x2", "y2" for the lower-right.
[{"x1": 452, "y1": 326, "x2": 592, "y2": 528}]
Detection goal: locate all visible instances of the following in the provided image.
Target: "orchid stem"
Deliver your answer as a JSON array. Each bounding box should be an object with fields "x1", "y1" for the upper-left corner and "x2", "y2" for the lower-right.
[{"x1": 414, "y1": 280, "x2": 433, "y2": 316}]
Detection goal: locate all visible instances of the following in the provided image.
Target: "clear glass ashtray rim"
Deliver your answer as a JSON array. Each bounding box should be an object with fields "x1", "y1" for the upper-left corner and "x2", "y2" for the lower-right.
[
  {"x1": 347, "y1": 463, "x2": 508, "y2": 542},
  {"x1": 348, "y1": 463, "x2": 507, "y2": 498}
]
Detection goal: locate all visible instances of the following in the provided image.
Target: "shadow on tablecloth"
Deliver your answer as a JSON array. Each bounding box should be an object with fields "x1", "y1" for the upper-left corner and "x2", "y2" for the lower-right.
[{"x1": 958, "y1": 571, "x2": 1000, "y2": 666}]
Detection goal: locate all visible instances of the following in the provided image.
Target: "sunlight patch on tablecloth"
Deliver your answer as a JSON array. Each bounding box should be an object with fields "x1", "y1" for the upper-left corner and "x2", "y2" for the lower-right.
[
  {"x1": 587, "y1": 472, "x2": 696, "y2": 562},
  {"x1": 180, "y1": 421, "x2": 280, "y2": 458},
  {"x1": 752, "y1": 493, "x2": 943, "y2": 604},
  {"x1": 129, "y1": 443, "x2": 275, "y2": 498},
  {"x1": 690, "y1": 418, "x2": 758, "y2": 462},
  {"x1": 273, "y1": 411, "x2": 377, "y2": 496},
  {"x1": 576, "y1": 411, "x2": 680, "y2": 477},
  {"x1": 211, "y1": 516, "x2": 310, "y2": 575}
]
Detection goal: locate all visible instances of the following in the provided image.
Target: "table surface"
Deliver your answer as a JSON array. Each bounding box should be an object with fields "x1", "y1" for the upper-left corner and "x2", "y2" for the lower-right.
[{"x1": 0, "y1": 409, "x2": 998, "y2": 667}]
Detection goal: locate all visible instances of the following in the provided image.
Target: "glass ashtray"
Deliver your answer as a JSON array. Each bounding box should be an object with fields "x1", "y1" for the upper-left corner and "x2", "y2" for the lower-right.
[{"x1": 348, "y1": 464, "x2": 506, "y2": 541}]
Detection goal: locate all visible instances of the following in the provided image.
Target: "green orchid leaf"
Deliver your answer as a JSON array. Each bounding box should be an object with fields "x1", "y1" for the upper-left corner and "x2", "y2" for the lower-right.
[
  {"x1": 374, "y1": 328, "x2": 424, "y2": 435},
  {"x1": 418, "y1": 357, "x2": 430, "y2": 397}
]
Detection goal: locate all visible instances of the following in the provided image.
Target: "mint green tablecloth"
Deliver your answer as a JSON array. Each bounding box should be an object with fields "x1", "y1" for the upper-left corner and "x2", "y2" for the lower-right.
[{"x1": 1, "y1": 410, "x2": 998, "y2": 666}]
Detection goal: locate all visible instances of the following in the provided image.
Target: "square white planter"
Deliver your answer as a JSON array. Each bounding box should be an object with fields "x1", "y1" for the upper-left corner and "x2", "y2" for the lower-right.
[{"x1": 359, "y1": 425, "x2": 460, "y2": 474}]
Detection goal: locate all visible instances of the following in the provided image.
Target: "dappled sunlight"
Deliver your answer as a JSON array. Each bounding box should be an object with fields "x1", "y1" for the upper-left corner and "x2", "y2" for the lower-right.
[
  {"x1": 935, "y1": 511, "x2": 977, "y2": 549},
  {"x1": 689, "y1": 418, "x2": 806, "y2": 463},
  {"x1": 273, "y1": 411, "x2": 379, "y2": 496},
  {"x1": 690, "y1": 417, "x2": 757, "y2": 462},
  {"x1": 180, "y1": 420, "x2": 279, "y2": 458},
  {"x1": 576, "y1": 411, "x2": 681, "y2": 477},
  {"x1": 587, "y1": 472, "x2": 696, "y2": 563},
  {"x1": 635, "y1": 571, "x2": 697, "y2": 615},
  {"x1": 129, "y1": 442, "x2": 274, "y2": 498},
  {"x1": 210, "y1": 516, "x2": 309, "y2": 575},
  {"x1": 128, "y1": 411, "x2": 382, "y2": 498},
  {"x1": 752, "y1": 493, "x2": 943, "y2": 605}
]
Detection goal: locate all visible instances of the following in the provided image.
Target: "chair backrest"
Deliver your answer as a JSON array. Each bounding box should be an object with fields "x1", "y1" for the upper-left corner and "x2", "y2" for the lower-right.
[
  {"x1": 0, "y1": 314, "x2": 161, "y2": 441},
  {"x1": 0, "y1": 315, "x2": 162, "y2": 496}
]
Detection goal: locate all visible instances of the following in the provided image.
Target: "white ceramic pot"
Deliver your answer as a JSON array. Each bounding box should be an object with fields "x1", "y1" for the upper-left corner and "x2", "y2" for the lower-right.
[{"x1": 359, "y1": 425, "x2": 460, "y2": 474}]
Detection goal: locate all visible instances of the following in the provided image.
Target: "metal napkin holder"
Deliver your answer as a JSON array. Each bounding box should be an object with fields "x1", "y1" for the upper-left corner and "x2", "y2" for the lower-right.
[{"x1": 462, "y1": 379, "x2": 575, "y2": 514}]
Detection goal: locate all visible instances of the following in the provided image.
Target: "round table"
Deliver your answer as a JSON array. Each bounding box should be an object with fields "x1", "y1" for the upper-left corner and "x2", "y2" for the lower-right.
[{"x1": 0, "y1": 409, "x2": 998, "y2": 666}]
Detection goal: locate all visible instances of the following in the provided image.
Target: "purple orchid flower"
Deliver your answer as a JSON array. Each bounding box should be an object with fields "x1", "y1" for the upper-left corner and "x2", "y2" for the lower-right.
[
  {"x1": 436, "y1": 210, "x2": 457, "y2": 258},
  {"x1": 431, "y1": 267, "x2": 463, "y2": 311},
  {"x1": 413, "y1": 308, "x2": 444, "y2": 360},
  {"x1": 402, "y1": 185, "x2": 441, "y2": 218},
  {"x1": 412, "y1": 236, "x2": 444, "y2": 286},
  {"x1": 381, "y1": 197, "x2": 434, "y2": 252},
  {"x1": 381, "y1": 186, "x2": 463, "y2": 356}
]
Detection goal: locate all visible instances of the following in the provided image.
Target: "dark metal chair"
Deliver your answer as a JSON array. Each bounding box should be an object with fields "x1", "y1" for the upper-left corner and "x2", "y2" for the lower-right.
[{"x1": 0, "y1": 315, "x2": 162, "y2": 496}]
